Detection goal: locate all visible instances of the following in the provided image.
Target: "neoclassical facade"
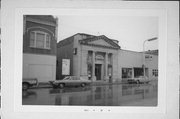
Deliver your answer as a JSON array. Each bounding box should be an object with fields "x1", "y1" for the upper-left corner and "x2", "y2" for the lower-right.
[
  {"x1": 78, "y1": 35, "x2": 120, "y2": 82},
  {"x1": 57, "y1": 33, "x2": 158, "y2": 83}
]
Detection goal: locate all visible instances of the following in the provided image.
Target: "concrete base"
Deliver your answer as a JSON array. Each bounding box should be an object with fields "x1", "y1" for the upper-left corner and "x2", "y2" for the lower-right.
[
  {"x1": 92, "y1": 76, "x2": 96, "y2": 81},
  {"x1": 103, "y1": 76, "x2": 109, "y2": 82}
]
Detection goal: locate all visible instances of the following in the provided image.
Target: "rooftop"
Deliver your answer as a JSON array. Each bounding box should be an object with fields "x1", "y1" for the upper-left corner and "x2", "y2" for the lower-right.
[
  {"x1": 26, "y1": 15, "x2": 57, "y2": 24},
  {"x1": 57, "y1": 33, "x2": 121, "y2": 49}
]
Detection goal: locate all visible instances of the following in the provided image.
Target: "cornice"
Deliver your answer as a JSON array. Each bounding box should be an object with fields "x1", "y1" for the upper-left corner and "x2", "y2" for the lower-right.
[{"x1": 26, "y1": 17, "x2": 56, "y2": 27}]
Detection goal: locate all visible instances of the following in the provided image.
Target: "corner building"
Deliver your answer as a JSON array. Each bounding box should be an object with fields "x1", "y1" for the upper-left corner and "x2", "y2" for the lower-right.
[
  {"x1": 57, "y1": 33, "x2": 158, "y2": 83},
  {"x1": 23, "y1": 15, "x2": 58, "y2": 82}
]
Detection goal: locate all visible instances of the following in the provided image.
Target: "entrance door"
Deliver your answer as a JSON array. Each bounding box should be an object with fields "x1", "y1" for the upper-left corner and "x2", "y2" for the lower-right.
[{"x1": 95, "y1": 64, "x2": 102, "y2": 81}]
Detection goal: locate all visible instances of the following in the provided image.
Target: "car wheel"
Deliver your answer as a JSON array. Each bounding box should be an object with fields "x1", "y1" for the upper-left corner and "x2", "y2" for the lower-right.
[
  {"x1": 22, "y1": 83, "x2": 29, "y2": 90},
  {"x1": 53, "y1": 85, "x2": 59, "y2": 89},
  {"x1": 136, "y1": 80, "x2": 140, "y2": 84},
  {"x1": 81, "y1": 83, "x2": 86, "y2": 87},
  {"x1": 59, "y1": 83, "x2": 64, "y2": 88}
]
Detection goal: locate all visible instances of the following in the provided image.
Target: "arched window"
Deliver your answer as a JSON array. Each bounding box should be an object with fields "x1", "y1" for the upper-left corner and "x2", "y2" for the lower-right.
[{"x1": 30, "y1": 31, "x2": 51, "y2": 49}]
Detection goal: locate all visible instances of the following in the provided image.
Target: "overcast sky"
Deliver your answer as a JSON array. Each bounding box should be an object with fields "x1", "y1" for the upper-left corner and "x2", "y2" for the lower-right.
[
  {"x1": 0, "y1": 10, "x2": 1, "y2": 28},
  {"x1": 57, "y1": 15, "x2": 158, "y2": 52}
]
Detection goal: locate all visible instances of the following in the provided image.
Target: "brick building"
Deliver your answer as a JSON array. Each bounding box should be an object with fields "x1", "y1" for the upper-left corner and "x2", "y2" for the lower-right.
[{"x1": 23, "y1": 15, "x2": 58, "y2": 82}]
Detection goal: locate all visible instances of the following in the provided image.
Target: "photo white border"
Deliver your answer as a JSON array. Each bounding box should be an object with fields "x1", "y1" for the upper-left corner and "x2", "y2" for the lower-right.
[
  {"x1": 2, "y1": 1, "x2": 179, "y2": 119},
  {"x1": 14, "y1": 8, "x2": 166, "y2": 113}
]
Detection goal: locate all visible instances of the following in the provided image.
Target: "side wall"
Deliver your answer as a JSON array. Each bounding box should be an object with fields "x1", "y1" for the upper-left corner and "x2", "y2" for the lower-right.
[
  {"x1": 23, "y1": 21, "x2": 57, "y2": 55},
  {"x1": 56, "y1": 39, "x2": 74, "y2": 79},
  {"x1": 118, "y1": 49, "x2": 158, "y2": 80},
  {"x1": 118, "y1": 50, "x2": 143, "y2": 78},
  {"x1": 145, "y1": 54, "x2": 158, "y2": 80},
  {"x1": 73, "y1": 34, "x2": 83, "y2": 78},
  {"x1": 23, "y1": 54, "x2": 56, "y2": 82},
  {"x1": 57, "y1": 34, "x2": 91, "y2": 79}
]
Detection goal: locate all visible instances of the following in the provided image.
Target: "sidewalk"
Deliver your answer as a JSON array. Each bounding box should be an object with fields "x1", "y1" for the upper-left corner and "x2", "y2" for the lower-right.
[
  {"x1": 37, "y1": 82, "x2": 52, "y2": 88},
  {"x1": 35, "y1": 80, "x2": 156, "y2": 89}
]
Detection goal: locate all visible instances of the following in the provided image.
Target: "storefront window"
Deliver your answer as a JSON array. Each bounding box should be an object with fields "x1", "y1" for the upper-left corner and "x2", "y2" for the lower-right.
[
  {"x1": 122, "y1": 68, "x2": 132, "y2": 78},
  {"x1": 134, "y1": 68, "x2": 143, "y2": 78}
]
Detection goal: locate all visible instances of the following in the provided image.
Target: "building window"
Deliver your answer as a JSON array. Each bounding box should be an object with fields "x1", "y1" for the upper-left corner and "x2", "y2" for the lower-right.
[
  {"x1": 30, "y1": 31, "x2": 51, "y2": 49},
  {"x1": 152, "y1": 69, "x2": 158, "y2": 77},
  {"x1": 122, "y1": 68, "x2": 132, "y2": 78}
]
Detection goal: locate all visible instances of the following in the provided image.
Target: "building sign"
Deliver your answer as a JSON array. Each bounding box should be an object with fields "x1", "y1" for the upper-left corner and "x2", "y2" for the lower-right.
[
  {"x1": 62, "y1": 59, "x2": 70, "y2": 75},
  {"x1": 145, "y1": 55, "x2": 153, "y2": 59},
  {"x1": 145, "y1": 55, "x2": 152, "y2": 61},
  {"x1": 95, "y1": 54, "x2": 104, "y2": 60}
]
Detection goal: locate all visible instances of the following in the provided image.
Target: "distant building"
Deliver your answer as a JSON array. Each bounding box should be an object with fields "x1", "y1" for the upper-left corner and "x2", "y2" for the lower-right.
[
  {"x1": 57, "y1": 33, "x2": 158, "y2": 82},
  {"x1": 23, "y1": 15, "x2": 58, "y2": 82}
]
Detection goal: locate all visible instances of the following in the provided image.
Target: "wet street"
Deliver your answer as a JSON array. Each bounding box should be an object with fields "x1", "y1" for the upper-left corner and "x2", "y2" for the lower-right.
[{"x1": 22, "y1": 81, "x2": 157, "y2": 106}]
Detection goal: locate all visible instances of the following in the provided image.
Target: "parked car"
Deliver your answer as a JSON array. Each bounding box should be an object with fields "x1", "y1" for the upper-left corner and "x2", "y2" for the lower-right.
[
  {"x1": 22, "y1": 78, "x2": 38, "y2": 90},
  {"x1": 127, "y1": 76, "x2": 150, "y2": 84},
  {"x1": 49, "y1": 76, "x2": 91, "y2": 89},
  {"x1": 127, "y1": 79, "x2": 139, "y2": 84}
]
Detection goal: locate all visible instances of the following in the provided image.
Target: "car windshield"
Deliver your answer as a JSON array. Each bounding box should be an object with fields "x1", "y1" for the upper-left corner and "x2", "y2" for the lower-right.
[{"x1": 64, "y1": 76, "x2": 71, "y2": 80}]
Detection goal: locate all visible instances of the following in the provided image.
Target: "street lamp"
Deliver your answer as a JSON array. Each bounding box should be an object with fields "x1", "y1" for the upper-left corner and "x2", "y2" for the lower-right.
[{"x1": 143, "y1": 37, "x2": 158, "y2": 77}]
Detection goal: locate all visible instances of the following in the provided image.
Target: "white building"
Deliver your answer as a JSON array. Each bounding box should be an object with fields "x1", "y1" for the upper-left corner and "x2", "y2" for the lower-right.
[{"x1": 57, "y1": 33, "x2": 158, "y2": 83}]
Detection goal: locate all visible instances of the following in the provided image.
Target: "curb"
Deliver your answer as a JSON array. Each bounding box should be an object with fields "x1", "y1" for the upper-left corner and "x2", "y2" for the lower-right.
[
  {"x1": 37, "y1": 83, "x2": 52, "y2": 88},
  {"x1": 32, "y1": 80, "x2": 157, "y2": 89},
  {"x1": 34, "y1": 82, "x2": 124, "y2": 89}
]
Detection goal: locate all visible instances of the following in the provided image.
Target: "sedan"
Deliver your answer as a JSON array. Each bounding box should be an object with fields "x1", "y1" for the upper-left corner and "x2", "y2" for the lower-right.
[
  {"x1": 127, "y1": 76, "x2": 150, "y2": 84},
  {"x1": 49, "y1": 76, "x2": 91, "y2": 88}
]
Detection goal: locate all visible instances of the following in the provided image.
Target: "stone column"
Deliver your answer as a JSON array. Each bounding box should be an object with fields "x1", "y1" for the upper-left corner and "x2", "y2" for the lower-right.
[
  {"x1": 92, "y1": 51, "x2": 96, "y2": 81},
  {"x1": 111, "y1": 53, "x2": 113, "y2": 82},
  {"x1": 132, "y1": 68, "x2": 134, "y2": 79},
  {"x1": 104, "y1": 53, "x2": 109, "y2": 81}
]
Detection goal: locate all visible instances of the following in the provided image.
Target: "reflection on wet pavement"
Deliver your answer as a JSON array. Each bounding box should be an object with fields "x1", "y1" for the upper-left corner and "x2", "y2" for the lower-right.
[{"x1": 22, "y1": 81, "x2": 157, "y2": 106}]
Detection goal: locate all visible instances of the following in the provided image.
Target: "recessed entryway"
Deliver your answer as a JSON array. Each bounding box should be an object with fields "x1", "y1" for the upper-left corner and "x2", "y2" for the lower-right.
[{"x1": 95, "y1": 64, "x2": 102, "y2": 81}]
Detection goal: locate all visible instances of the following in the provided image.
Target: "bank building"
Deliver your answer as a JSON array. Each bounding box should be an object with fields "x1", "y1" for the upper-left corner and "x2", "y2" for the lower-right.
[{"x1": 56, "y1": 33, "x2": 158, "y2": 83}]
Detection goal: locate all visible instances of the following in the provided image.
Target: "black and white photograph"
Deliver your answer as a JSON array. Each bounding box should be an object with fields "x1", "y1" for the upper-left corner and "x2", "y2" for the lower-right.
[
  {"x1": 0, "y1": 0, "x2": 1, "y2": 112},
  {"x1": 2, "y1": 1, "x2": 179, "y2": 119},
  {"x1": 22, "y1": 15, "x2": 158, "y2": 106}
]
